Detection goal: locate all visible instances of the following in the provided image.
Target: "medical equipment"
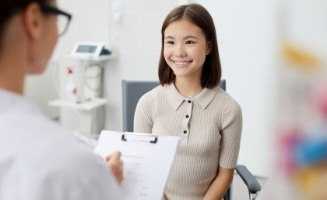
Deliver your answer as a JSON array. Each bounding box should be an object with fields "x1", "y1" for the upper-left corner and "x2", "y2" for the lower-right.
[
  {"x1": 61, "y1": 42, "x2": 111, "y2": 103},
  {"x1": 49, "y1": 42, "x2": 115, "y2": 145},
  {"x1": 62, "y1": 57, "x2": 103, "y2": 103},
  {"x1": 71, "y1": 42, "x2": 111, "y2": 59}
]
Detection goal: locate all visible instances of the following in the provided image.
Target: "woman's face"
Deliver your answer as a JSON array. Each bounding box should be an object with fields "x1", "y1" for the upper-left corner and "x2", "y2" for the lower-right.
[{"x1": 163, "y1": 18, "x2": 211, "y2": 81}]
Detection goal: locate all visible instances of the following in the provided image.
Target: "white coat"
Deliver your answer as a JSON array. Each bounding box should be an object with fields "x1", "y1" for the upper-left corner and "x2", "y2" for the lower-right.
[{"x1": 0, "y1": 89, "x2": 121, "y2": 200}]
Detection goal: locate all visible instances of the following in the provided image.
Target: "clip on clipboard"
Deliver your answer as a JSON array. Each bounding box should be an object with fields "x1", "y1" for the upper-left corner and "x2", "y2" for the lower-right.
[{"x1": 121, "y1": 133, "x2": 158, "y2": 143}]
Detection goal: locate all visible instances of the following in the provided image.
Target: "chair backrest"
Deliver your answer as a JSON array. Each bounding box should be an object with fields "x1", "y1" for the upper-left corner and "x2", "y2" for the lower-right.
[
  {"x1": 122, "y1": 79, "x2": 226, "y2": 132},
  {"x1": 122, "y1": 80, "x2": 159, "y2": 132}
]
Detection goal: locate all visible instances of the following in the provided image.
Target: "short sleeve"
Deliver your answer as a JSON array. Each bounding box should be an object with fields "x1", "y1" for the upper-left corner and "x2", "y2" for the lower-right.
[{"x1": 219, "y1": 99, "x2": 243, "y2": 168}]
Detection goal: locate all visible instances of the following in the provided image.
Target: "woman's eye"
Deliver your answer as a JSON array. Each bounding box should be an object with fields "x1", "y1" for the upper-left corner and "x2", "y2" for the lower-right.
[
  {"x1": 165, "y1": 41, "x2": 174, "y2": 45},
  {"x1": 186, "y1": 41, "x2": 195, "y2": 44}
]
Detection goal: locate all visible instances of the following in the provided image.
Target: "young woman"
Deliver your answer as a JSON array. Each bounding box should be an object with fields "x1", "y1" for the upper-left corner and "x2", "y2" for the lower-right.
[
  {"x1": 0, "y1": 0, "x2": 122, "y2": 199},
  {"x1": 134, "y1": 4, "x2": 242, "y2": 200}
]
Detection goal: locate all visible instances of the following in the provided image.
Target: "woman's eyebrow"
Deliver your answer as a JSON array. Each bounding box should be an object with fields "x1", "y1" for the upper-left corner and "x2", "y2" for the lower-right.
[
  {"x1": 164, "y1": 36, "x2": 174, "y2": 40},
  {"x1": 164, "y1": 36, "x2": 198, "y2": 40},
  {"x1": 183, "y1": 36, "x2": 197, "y2": 40}
]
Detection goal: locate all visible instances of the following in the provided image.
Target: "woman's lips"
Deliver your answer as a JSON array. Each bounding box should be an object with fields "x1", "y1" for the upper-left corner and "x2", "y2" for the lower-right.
[{"x1": 172, "y1": 60, "x2": 192, "y2": 67}]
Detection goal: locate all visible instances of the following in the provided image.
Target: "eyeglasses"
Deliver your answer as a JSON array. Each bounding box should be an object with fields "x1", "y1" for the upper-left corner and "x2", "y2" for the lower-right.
[
  {"x1": 3, "y1": 2, "x2": 72, "y2": 37},
  {"x1": 40, "y1": 4, "x2": 72, "y2": 36}
]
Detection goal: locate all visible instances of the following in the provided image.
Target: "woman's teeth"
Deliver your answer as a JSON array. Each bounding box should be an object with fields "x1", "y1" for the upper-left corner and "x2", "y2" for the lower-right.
[{"x1": 174, "y1": 61, "x2": 190, "y2": 67}]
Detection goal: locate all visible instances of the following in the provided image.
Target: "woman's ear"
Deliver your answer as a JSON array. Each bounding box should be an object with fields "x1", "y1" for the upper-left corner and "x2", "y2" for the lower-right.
[{"x1": 21, "y1": 2, "x2": 43, "y2": 40}]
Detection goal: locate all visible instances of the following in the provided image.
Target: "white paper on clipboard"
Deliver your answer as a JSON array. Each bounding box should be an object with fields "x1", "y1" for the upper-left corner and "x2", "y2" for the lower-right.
[{"x1": 94, "y1": 130, "x2": 180, "y2": 200}]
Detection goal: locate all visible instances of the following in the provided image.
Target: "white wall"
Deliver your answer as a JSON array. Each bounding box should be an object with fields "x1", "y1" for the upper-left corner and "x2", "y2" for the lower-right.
[
  {"x1": 198, "y1": 0, "x2": 278, "y2": 176},
  {"x1": 25, "y1": 0, "x2": 279, "y2": 176}
]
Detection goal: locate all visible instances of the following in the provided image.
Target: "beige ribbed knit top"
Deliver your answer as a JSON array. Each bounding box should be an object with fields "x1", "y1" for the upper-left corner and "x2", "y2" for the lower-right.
[{"x1": 134, "y1": 83, "x2": 242, "y2": 200}]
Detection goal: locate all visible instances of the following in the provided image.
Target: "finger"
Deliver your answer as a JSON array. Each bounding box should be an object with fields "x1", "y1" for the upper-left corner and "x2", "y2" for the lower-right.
[
  {"x1": 116, "y1": 166, "x2": 124, "y2": 183},
  {"x1": 110, "y1": 151, "x2": 122, "y2": 161},
  {"x1": 105, "y1": 151, "x2": 121, "y2": 161},
  {"x1": 105, "y1": 154, "x2": 112, "y2": 161},
  {"x1": 111, "y1": 160, "x2": 124, "y2": 183},
  {"x1": 120, "y1": 160, "x2": 124, "y2": 168},
  {"x1": 112, "y1": 167, "x2": 123, "y2": 183},
  {"x1": 110, "y1": 159, "x2": 123, "y2": 174}
]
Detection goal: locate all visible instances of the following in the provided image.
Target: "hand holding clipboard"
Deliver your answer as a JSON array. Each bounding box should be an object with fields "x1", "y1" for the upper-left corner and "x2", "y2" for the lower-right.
[{"x1": 94, "y1": 130, "x2": 180, "y2": 200}]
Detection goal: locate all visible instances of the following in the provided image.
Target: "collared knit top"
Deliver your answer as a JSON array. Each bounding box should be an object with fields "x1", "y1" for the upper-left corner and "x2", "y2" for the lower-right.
[{"x1": 134, "y1": 83, "x2": 242, "y2": 200}]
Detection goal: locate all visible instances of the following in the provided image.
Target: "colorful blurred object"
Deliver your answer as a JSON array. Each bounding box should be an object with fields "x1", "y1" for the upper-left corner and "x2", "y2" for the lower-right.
[
  {"x1": 282, "y1": 43, "x2": 319, "y2": 70},
  {"x1": 312, "y1": 82, "x2": 327, "y2": 117},
  {"x1": 274, "y1": 1, "x2": 327, "y2": 199},
  {"x1": 276, "y1": 60, "x2": 327, "y2": 199},
  {"x1": 294, "y1": 136, "x2": 327, "y2": 166}
]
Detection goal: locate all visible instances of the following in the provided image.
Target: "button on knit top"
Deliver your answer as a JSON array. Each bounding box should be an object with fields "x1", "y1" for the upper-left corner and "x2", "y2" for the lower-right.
[{"x1": 134, "y1": 83, "x2": 242, "y2": 200}]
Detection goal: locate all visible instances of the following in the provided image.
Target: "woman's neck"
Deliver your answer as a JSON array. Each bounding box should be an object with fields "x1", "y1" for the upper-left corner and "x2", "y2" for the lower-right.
[
  {"x1": 0, "y1": 54, "x2": 25, "y2": 94},
  {"x1": 174, "y1": 77, "x2": 203, "y2": 98}
]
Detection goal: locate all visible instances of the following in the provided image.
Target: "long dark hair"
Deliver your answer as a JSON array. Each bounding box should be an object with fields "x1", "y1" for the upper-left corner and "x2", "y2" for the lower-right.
[{"x1": 158, "y1": 3, "x2": 221, "y2": 89}]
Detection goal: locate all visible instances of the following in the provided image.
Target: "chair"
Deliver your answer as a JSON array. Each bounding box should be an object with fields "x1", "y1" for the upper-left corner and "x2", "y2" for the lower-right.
[{"x1": 122, "y1": 79, "x2": 261, "y2": 200}]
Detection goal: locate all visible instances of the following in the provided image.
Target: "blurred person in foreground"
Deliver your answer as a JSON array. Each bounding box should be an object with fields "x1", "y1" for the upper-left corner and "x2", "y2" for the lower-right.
[{"x1": 0, "y1": 0, "x2": 123, "y2": 199}]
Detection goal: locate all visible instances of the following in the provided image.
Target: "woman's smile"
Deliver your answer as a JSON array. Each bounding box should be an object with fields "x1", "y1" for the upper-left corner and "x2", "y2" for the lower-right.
[{"x1": 172, "y1": 60, "x2": 192, "y2": 68}]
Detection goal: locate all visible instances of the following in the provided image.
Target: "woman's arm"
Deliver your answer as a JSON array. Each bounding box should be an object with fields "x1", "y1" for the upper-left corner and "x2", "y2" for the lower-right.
[
  {"x1": 203, "y1": 166, "x2": 234, "y2": 200},
  {"x1": 204, "y1": 97, "x2": 242, "y2": 200}
]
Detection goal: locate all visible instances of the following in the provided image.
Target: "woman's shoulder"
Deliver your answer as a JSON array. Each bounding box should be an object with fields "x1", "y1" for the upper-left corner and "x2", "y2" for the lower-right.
[
  {"x1": 213, "y1": 86, "x2": 242, "y2": 111},
  {"x1": 136, "y1": 85, "x2": 163, "y2": 111},
  {"x1": 139, "y1": 85, "x2": 163, "y2": 102},
  {"x1": 135, "y1": 85, "x2": 165, "y2": 120}
]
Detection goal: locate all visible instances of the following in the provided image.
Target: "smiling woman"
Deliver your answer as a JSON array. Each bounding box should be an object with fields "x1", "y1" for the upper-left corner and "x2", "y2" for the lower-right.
[{"x1": 134, "y1": 3, "x2": 243, "y2": 200}]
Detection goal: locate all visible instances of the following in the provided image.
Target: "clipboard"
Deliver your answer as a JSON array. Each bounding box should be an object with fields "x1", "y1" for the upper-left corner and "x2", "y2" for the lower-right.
[{"x1": 94, "y1": 130, "x2": 180, "y2": 200}]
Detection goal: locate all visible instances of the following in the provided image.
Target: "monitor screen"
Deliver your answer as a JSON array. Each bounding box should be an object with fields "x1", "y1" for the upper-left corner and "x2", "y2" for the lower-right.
[{"x1": 76, "y1": 45, "x2": 97, "y2": 53}]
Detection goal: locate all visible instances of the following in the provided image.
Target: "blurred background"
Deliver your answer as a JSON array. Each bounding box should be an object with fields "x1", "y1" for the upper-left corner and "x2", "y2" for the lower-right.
[{"x1": 269, "y1": 0, "x2": 327, "y2": 199}]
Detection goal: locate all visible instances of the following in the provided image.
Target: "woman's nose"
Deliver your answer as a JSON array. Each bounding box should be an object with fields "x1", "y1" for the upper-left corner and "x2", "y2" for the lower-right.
[{"x1": 174, "y1": 44, "x2": 186, "y2": 57}]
